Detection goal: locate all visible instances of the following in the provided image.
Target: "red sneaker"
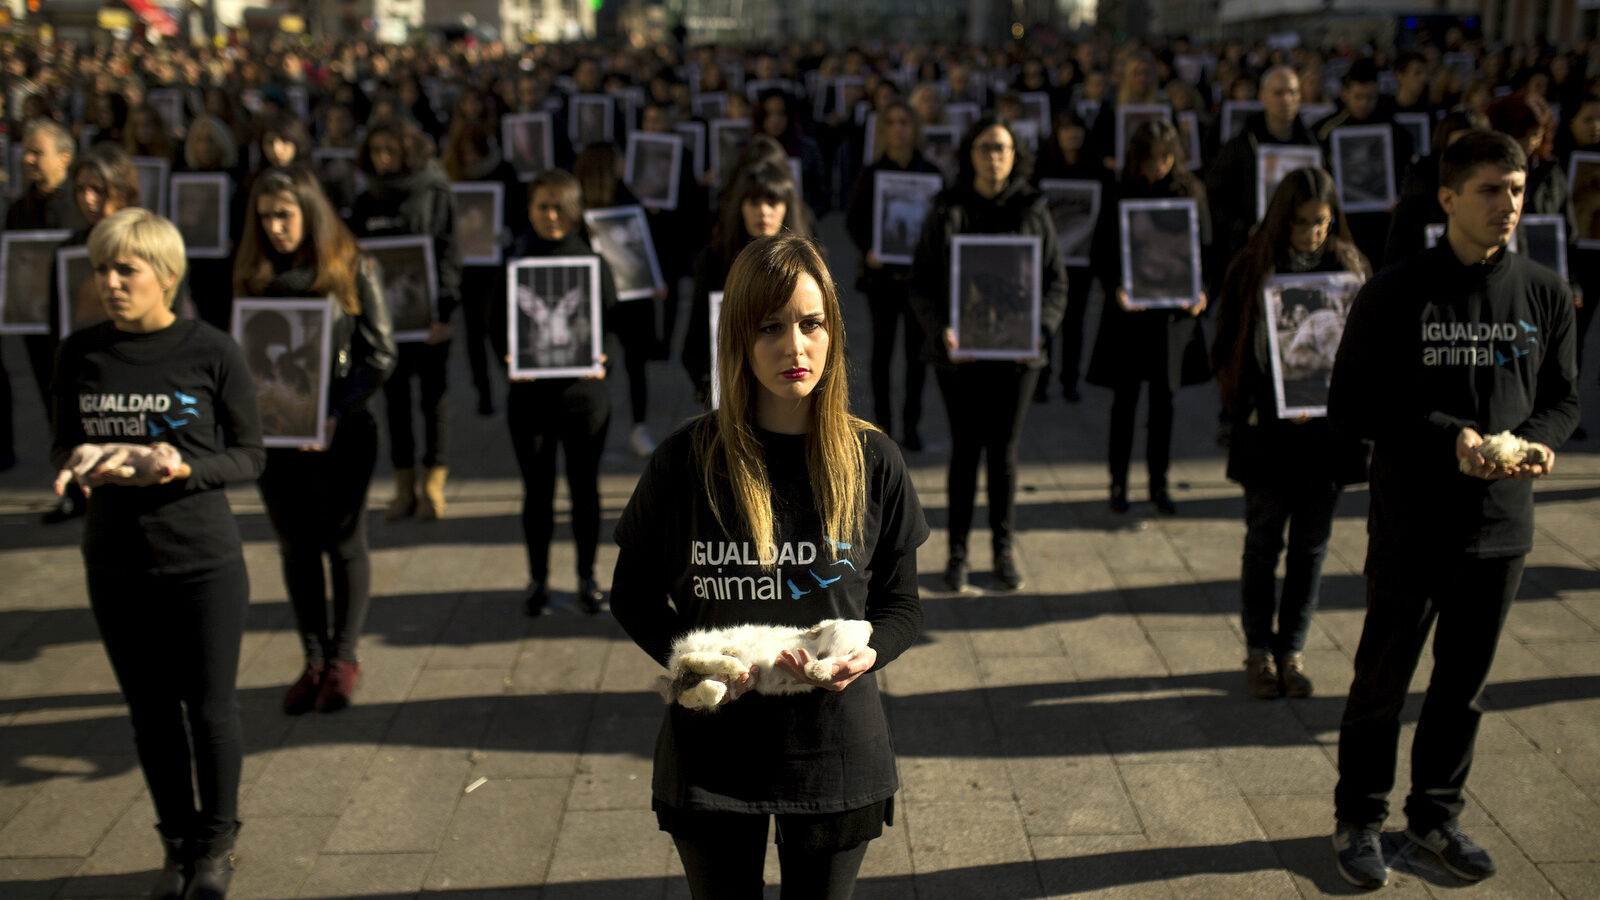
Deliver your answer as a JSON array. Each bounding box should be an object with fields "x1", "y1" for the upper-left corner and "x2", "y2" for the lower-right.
[
  {"x1": 283, "y1": 664, "x2": 325, "y2": 715},
  {"x1": 315, "y1": 660, "x2": 361, "y2": 713}
]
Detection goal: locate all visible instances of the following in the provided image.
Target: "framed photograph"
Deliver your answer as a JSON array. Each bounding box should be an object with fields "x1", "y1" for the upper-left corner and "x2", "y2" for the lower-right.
[
  {"x1": 709, "y1": 118, "x2": 750, "y2": 188},
  {"x1": 357, "y1": 236, "x2": 438, "y2": 343},
  {"x1": 1176, "y1": 111, "x2": 1202, "y2": 170},
  {"x1": 451, "y1": 182, "x2": 505, "y2": 267},
  {"x1": 1394, "y1": 112, "x2": 1430, "y2": 157},
  {"x1": 131, "y1": 156, "x2": 171, "y2": 217},
  {"x1": 1256, "y1": 145, "x2": 1323, "y2": 221},
  {"x1": 744, "y1": 79, "x2": 791, "y2": 103},
  {"x1": 949, "y1": 235, "x2": 1042, "y2": 361},
  {"x1": 57, "y1": 246, "x2": 102, "y2": 335},
  {"x1": 1299, "y1": 103, "x2": 1334, "y2": 127},
  {"x1": 1038, "y1": 179, "x2": 1101, "y2": 268},
  {"x1": 709, "y1": 290, "x2": 724, "y2": 409},
  {"x1": 569, "y1": 94, "x2": 615, "y2": 148},
  {"x1": 311, "y1": 148, "x2": 364, "y2": 216},
  {"x1": 582, "y1": 205, "x2": 664, "y2": 301},
  {"x1": 1115, "y1": 104, "x2": 1174, "y2": 171},
  {"x1": 872, "y1": 171, "x2": 942, "y2": 266},
  {"x1": 1012, "y1": 119, "x2": 1040, "y2": 153},
  {"x1": 692, "y1": 92, "x2": 728, "y2": 122},
  {"x1": 923, "y1": 124, "x2": 961, "y2": 184},
  {"x1": 1261, "y1": 272, "x2": 1363, "y2": 419},
  {"x1": 169, "y1": 173, "x2": 230, "y2": 258},
  {"x1": 860, "y1": 112, "x2": 878, "y2": 165},
  {"x1": 145, "y1": 88, "x2": 185, "y2": 136},
  {"x1": 1018, "y1": 91, "x2": 1051, "y2": 135},
  {"x1": 0, "y1": 230, "x2": 71, "y2": 335},
  {"x1": 507, "y1": 256, "x2": 604, "y2": 379},
  {"x1": 947, "y1": 102, "x2": 980, "y2": 134},
  {"x1": 1221, "y1": 100, "x2": 1264, "y2": 143},
  {"x1": 1567, "y1": 151, "x2": 1600, "y2": 248},
  {"x1": 1173, "y1": 54, "x2": 1206, "y2": 85},
  {"x1": 1330, "y1": 125, "x2": 1396, "y2": 213},
  {"x1": 1076, "y1": 99, "x2": 1102, "y2": 129},
  {"x1": 1517, "y1": 214, "x2": 1568, "y2": 279},
  {"x1": 502, "y1": 112, "x2": 554, "y2": 182},
  {"x1": 625, "y1": 132, "x2": 684, "y2": 211},
  {"x1": 1118, "y1": 198, "x2": 1202, "y2": 309},
  {"x1": 675, "y1": 121, "x2": 707, "y2": 178},
  {"x1": 232, "y1": 298, "x2": 333, "y2": 449}
]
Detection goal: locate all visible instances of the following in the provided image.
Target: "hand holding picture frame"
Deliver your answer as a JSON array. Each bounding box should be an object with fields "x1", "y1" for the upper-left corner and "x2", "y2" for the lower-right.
[
  {"x1": 948, "y1": 235, "x2": 1042, "y2": 361},
  {"x1": 1261, "y1": 272, "x2": 1363, "y2": 419},
  {"x1": 582, "y1": 205, "x2": 665, "y2": 301},
  {"x1": 357, "y1": 236, "x2": 438, "y2": 343},
  {"x1": 0, "y1": 230, "x2": 71, "y2": 334},
  {"x1": 1118, "y1": 198, "x2": 1202, "y2": 309},
  {"x1": 507, "y1": 257, "x2": 604, "y2": 380},
  {"x1": 1038, "y1": 179, "x2": 1101, "y2": 268},
  {"x1": 232, "y1": 298, "x2": 333, "y2": 449}
]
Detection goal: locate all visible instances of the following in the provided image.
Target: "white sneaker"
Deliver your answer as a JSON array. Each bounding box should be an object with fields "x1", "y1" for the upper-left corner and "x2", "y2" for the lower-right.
[{"x1": 630, "y1": 424, "x2": 656, "y2": 458}]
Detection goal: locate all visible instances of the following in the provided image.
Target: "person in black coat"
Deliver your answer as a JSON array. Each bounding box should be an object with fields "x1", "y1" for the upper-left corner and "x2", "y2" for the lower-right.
[
  {"x1": 909, "y1": 115, "x2": 1069, "y2": 592},
  {"x1": 1383, "y1": 111, "x2": 1482, "y2": 266},
  {"x1": 1554, "y1": 92, "x2": 1600, "y2": 439},
  {"x1": 1086, "y1": 118, "x2": 1212, "y2": 515},
  {"x1": 1032, "y1": 108, "x2": 1108, "y2": 402},
  {"x1": 1309, "y1": 59, "x2": 1414, "y2": 267},
  {"x1": 1211, "y1": 167, "x2": 1371, "y2": 700}
]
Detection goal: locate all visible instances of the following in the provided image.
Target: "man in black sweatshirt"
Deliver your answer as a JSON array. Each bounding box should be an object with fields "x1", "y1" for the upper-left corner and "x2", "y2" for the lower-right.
[{"x1": 1326, "y1": 130, "x2": 1579, "y2": 890}]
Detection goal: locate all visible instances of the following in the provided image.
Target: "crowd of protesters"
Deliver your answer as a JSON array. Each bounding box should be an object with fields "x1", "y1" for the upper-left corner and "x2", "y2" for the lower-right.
[{"x1": 1, "y1": 24, "x2": 1590, "y2": 898}]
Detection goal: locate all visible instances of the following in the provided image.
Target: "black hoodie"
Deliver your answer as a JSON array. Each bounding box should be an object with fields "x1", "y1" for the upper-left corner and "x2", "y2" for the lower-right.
[{"x1": 350, "y1": 160, "x2": 463, "y2": 325}]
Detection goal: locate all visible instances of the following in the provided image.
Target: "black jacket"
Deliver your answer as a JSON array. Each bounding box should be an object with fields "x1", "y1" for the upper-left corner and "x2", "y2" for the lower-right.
[
  {"x1": 4, "y1": 181, "x2": 86, "y2": 232},
  {"x1": 1205, "y1": 111, "x2": 1319, "y2": 288},
  {"x1": 261, "y1": 257, "x2": 398, "y2": 420},
  {"x1": 845, "y1": 152, "x2": 943, "y2": 292},
  {"x1": 351, "y1": 161, "x2": 463, "y2": 324}
]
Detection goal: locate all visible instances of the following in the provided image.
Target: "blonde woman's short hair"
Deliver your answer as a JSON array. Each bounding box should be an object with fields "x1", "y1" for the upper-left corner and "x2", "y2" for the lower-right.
[{"x1": 87, "y1": 208, "x2": 188, "y2": 307}]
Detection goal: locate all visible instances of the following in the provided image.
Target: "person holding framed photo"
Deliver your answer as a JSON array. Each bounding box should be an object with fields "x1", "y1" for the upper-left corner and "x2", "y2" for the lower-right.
[
  {"x1": 52, "y1": 208, "x2": 265, "y2": 900},
  {"x1": 609, "y1": 234, "x2": 927, "y2": 900},
  {"x1": 1033, "y1": 108, "x2": 1107, "y2": 403},
  {"x1": 234, "y1": 166, "x2": 397, "y2": 715},
  {"x1": 1211, "y1": 167, "x2": 1371, "y2": 700},
  {"x1": 845, "y1": 98, "x2": 943, "y2": 450},
  {"x1": 1552, "y1": 91, "x2": 1600, "y2": 440},
  {"x1": 1086, "y1": 118, "x2": 1212, "y2": 515},
  {"x1": 909, "y1": 114, "x2": 1068, "y2": 592}
]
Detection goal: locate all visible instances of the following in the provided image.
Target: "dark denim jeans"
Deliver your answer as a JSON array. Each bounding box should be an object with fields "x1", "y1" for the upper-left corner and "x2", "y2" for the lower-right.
[
  {"x1": 1240, "y1": 482, "x2": 1341, "y2": 656},
  {"x1": 1334, "y1": 553, "x2": 1524, "y2": 833}
]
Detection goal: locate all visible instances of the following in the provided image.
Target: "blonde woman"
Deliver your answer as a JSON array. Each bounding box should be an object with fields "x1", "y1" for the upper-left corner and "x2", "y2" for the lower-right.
[
  {"x1": 51, "y1": 208, "x2": 265, "y2": 900},
  {"x1": 610, "y1": 235, "x2": 927, "y2": 899}
]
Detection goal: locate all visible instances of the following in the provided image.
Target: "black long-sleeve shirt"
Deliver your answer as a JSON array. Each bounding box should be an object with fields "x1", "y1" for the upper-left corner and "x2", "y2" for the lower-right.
[
  {"x1": 51, "y1": 319, "x2": 265, "y2": 574},
  {"x1": 1329, "y1": 242, "x2": 1579, "y2": 559}
]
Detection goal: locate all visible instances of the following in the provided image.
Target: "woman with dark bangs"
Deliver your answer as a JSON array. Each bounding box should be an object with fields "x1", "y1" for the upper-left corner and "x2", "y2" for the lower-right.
[{"x1": 753, "y1": 87, "x2": 829, "y2": 216}]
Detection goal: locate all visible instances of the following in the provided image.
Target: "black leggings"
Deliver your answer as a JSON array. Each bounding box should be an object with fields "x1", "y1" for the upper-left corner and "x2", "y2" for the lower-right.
[
  {"x1": 935, "y1": 363, "x2": 1040, "y2": 558},
  {"x1": 259, "y1": 410, "x2": 379, "y2": 663},
  {"x1": 383, "y1": 340, "x2": 450, "y2": 468},
  {"x1": 88, "y1": 560, "x2": 248, "y2": 840},
  {"x1": 507, "y1": 378, "x2": 610, "y2": 581},
  {"x1": 1039, "y1": 268, "x2": 1093, "y2": 392},
  {"x1": 460, "y1": 267, "x2": 502, "y2": 404},
  {"x1": 1108, "y1": 378, "x2": 1175, "y2": 491},
  {"x1": 865, "y1": 279, "x2": 926, "y2": 437},
  {"x1": 660, "y1": 802, "x2": 883, "y2": 900},
  {"x1": 611, "y1": 297, "x2": 656, "y2": 425}
]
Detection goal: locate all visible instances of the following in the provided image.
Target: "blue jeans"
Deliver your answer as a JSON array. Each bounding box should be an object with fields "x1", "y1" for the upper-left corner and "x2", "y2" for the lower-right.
[{"x1": 1240, "y1": 482, "x2": 1341, "y2": 656}]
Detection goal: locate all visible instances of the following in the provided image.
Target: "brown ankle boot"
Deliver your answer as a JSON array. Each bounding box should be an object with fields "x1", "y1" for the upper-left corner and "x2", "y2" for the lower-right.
[
  {"x1": 418, "y1": 466, "x2": 448, "y2": 521},
  {"x1": 385, "y1": 468, "x2": 416, "y2": 522}
]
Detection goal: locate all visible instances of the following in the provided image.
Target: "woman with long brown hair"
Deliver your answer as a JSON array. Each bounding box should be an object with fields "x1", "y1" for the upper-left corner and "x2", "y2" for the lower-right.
[
  {"x1": 234, "y1": 166, "x2": 397, "y2": 715},
  {"x1": 611, "y1": 234, "x2": 926, "y2": 899}
]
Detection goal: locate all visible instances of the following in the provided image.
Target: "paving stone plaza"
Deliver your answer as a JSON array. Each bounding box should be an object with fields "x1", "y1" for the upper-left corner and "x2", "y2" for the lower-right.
[{"x1": 2, "y1": 218, "x2": 1598, "y2": 898}]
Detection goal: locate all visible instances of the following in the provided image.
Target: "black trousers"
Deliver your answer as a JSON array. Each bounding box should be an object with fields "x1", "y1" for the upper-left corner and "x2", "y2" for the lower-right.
[
  {"x1": 460, "y1": 267, "x2": 501, "y2": 405},
  {"x1": 935, "y1": 363, "x2": 1040, "y2": 559},
  {"x1": 611, "y1": 298, "x2": 656, "y2": 425},
  {"x1": 383, "y1": 340, "x2": 450, "y2": 468},
  {"x1": 88, "y1": 560, "x2": 248, "y2": 840},
  {"x1": 506, "y1": 378, "x2": 610, "y2": 582},
  {"x1": 1334, "y1": 552, "x2": 1525, "y2": 833},
  {"x1": 259, "y1": 410, "x2": 379, "y2": 663},
  {"x1": 1038, "y1": 268, "x2": 1093, "y2": 393},
  {"x1": 659, "y1": 802, "x2": 884, "y2": 900},
  {"x1": 865, "y1": 279, "x2": 926, "y2": 438},
  {"x1": 1108, "y1": 378, "x2": 1175, "y2": 491},
  {"x1": 0, "y1": 333, "x2": 56, "y2": 461}
]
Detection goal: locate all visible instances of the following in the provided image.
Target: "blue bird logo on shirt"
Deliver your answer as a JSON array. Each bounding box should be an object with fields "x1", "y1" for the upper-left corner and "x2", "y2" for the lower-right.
[{"x1": 787, "y1": 579, "x2": 813, "y2": 600}]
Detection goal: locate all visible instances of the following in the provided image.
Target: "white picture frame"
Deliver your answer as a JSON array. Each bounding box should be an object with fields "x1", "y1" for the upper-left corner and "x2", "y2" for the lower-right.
[
  {"x1": 1330, "y1": 125, "x2": 1396, "y2": 213},
  {"x1": 232, "y1": 297, "x2": 333, "y2": 448},
  {"x1": 1115, "y1": 104, "x2": 1174, "y2": 171},
  {"x1": 861, "y1": 112, "x2": 878, "y2": 165},
  {"x1": 1038, "y1": 179, "x2": 1101, "y2": 268},
  {"x1": 57, "y1": 246, "x2": 100, "y2": 336},
  {"x1": 1517, "y1": 214, "x2": 1568, "y2": 279},
  {"x1": 169, "y1": 173, "x2": 230, "y2": 259},
  {"x1": 582, "y1": 205, "x2": 664, "y2": 301},
  {"x1": 131, "y1": 156, "x2": 171, "y2": 217},
  {"x1": 1176, "y1": 111, "x2": 1202, "y2": 170},
  {"x1": 450, "y1": 182, "x2": 505, "y2": 267},
  {"x1": 502, "y1": 112, "x2": 554, "y2": 182},
  {"x1": 1394, "y1": 112, "x2": 1431, "y2": 157},
  {"x1": 0, "y1": 230, "x2": 71, "y2": 334},
  {"x1": 506, "y1": 256, "x2": 604, "y2": 380},
  {"x1": 949, "y1": 235, "x2": 1043, "y2": 361},
  {"x1": 692, "y1": 92, "x2": 728, "y2": 122},
  {"x1": 1119, "y1": 198, "x2": 1202, "y2": 309},
  {"x1": 1567, "y1": 151, "x2": 1600, "y2": 248},
  {"x1": 357, "y1": 236, "x2": 438, "y2": 343},
  {"x1": 709, "y1": 289, "x2": 724, "y2": 410},
  {"x1": 569, "y1": 94, "x2": 615, "y2": 148},
  {"x1": 625, "y1": 132, "x2": 684, "y2": 212},
  {"x1": 872, "y1": 171, "x2": 942, "y2": 266},
  {"x1": 1261, "y1": 272, "x2": 1364, "y2": 419},
  {"x1": 675, "y1": 121, "x2": 707, "y2": 178},
  {"x1": 709, "y1": 118, "x2": 750, "y2": 188},
  {"x1": 1256, "y1": 145, "x2": 1324, "y2": 221}
]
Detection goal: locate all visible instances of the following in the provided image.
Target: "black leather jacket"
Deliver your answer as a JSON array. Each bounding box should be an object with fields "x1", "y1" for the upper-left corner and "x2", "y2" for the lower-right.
[{"x1": 329, "y1": 257, "x2": 398, "y2": 418}]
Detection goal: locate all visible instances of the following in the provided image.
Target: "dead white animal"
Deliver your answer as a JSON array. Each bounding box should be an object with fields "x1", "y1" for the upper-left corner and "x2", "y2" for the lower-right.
[
  {"x1": 1462, "y1": 431, "x2": 1548, "y2": 473},
  {"x1": 658, "y1": 619, "x2": 873, "y2": 711},
  {"x1": 54, "y1": 442, "x2": 184, "y2": 495}
]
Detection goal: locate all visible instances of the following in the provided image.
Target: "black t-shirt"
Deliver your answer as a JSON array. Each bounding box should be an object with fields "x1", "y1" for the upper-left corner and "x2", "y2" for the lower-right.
[
  {"x1": 51, "y1": 319, "x2": 266, "y2": 574},
  {"x1": 611, "y1": 419, "x2": 928, "y2": 814}
]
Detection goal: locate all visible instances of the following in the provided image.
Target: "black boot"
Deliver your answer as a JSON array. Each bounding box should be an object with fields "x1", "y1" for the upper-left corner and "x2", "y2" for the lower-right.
[
  {"x1": 184, "y1": 824, "x2": 238, "y2": 900},
  {"x1": 149, "y1": 830, "x2": 190, "y2": 900}
]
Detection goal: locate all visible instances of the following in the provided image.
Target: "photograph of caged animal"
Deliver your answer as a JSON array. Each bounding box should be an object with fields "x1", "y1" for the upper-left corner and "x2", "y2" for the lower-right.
[{"x1": 658, "y1": 619, "x2": 874, "y2": 711}]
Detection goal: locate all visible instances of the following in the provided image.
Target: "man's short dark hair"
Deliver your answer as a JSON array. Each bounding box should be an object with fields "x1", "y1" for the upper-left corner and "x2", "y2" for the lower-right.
[
  {"x1": 1439, "y1": 129, "x2": 1527, "y2": 193},
  {"x1": 1345, "y1": 58, "x2": 1379, "y2": 85}
]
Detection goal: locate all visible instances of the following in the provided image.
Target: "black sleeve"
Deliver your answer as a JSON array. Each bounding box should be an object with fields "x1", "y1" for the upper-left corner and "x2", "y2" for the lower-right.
[
  {"x1": 611, "y1": 446, "x2": 689, "y2": 667},
  {"x1": 682, "y1": 251, "x2": 715, "y2": 397},
  {"x1": 330, "y1": 259, "x2": 399, "y2": 418},
  {"x1": 1518, "y1": 282, "x2": 1582, "y2": 448},
  {"x1": 907, "y1": 197, "x2": 951, "y2": 345},
  {"x1": 844, "y1": 165, "x2": 875, "y2": 254},
  {"x1": 862, "y1": 436, "x2": 928, "y2": 671},
  {"x1": 1031, "y1": 201, "x2": 1070, "y2": 339},
  {"x1": 184, "y1": 333, "x2": 266, "y2": 490},
  {"x1": 432, "y1": 186, "x2": 463, "y2": 324},
  {"x1": 49, "y1": 335, "x2": 89, "y2": 471}
]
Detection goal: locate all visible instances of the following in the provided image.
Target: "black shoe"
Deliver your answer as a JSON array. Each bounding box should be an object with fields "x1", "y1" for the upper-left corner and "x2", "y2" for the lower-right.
[
  {"x1": 1406, "y1": 823, "x2": 1495, "y2": 881},
  {"x1": 1032, "y1": 381, "x2": 1049, "y2": 403},
  {"x1": 42, "y1": 490, "x2": 85, "y2": 524},
  {"x1": 151, "y1": 829, "x2": 191, "y2": 900},
  {"x1": 1332, "y1": 823, "x2": 1388, "y2": 889},
  {"x1": 994, "y1": 553, "x2": 1024, "y2": 591},
  {"x1": 943, "y1": 558, "x2": 969, "y2": 592},
  {"x1": 1151, "y1": 488, "x2": 1177, "y2": 515},
  {"x1": 185, "y1": 823, "x2": 238, "y2": 900},
  {"x1": 577, "y1": 578, "x2": 604, "y2": 615},
  {"x1": 524, "y1": 581, "x2": 549, "y2": 616},
  {"x1": 1062, "y1": 385, "x2": 1081, "y2": 403},
  {"x1": 1109, "y1": 485, "x2": 1130, "y2": 513},
  {"x1": 901, "y1": 429, "x2": 923, "y2": 452}
]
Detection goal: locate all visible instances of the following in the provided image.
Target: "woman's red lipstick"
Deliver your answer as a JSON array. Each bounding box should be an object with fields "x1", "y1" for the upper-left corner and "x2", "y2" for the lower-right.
[{"x1": 781, "y1": 367, "x2": 809, "y2": 380}]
